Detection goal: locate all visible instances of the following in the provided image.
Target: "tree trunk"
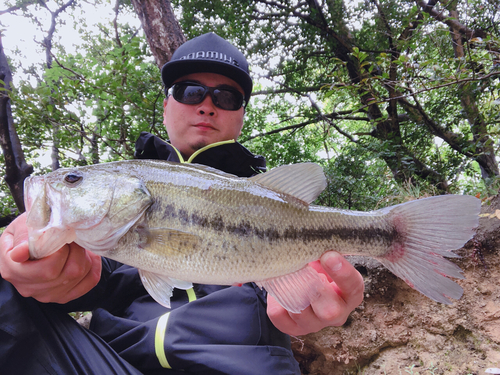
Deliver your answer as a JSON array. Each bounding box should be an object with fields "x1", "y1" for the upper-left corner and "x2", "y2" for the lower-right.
[
  {"x1": 130, "y1": 0, "x2": 185, "y2": 68},
  {"x1": 311, "y1": 0, "x2": 449, "y2": 191},
  {"x1": 0, "y1": 36, "x2": 33, "y2": 214},
  {"x1": 447, "y1": 3, "x2": 499, "y2": 179}
]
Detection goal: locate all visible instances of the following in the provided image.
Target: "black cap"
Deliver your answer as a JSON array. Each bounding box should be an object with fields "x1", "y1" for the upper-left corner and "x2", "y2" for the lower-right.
[{"x1": 161, "y1": 33, "x2": 253, "y2": 101}]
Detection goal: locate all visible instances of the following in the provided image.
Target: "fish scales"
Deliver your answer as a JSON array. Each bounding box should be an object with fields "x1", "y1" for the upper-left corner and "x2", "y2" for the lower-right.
[
  {"x1": 101, "y1": 163, "x2": 403, "y2": 283},
  {"x1": 24, "y1": 159, "x2": 481, "y2": 312}
]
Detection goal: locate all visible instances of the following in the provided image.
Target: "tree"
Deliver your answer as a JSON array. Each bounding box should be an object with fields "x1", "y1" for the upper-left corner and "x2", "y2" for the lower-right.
[
  {"x1": 173, "y1": 0, "x2": 500, "y2": 195},
  {"x1": 2, "y1": 0, "x2": 499, "y2": 227},
  {"x1": 130, "y1": 0, "x2": 185, "y2": 67},
  {"x1": 0, "y1": 0, "x2": 186, "y2": 224},
  {"x1": 0, "y1": 35, "x2": 33, "y2": 218}
]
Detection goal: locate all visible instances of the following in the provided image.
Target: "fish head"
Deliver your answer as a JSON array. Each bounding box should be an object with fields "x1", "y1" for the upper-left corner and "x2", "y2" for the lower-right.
[{"x1": 24, "y1": 165, "x2": 152, "y2": 259}]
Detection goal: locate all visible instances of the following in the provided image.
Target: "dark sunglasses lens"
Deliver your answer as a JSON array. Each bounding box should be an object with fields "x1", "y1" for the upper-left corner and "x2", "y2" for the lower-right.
[
  {"x1": 173, "y1": 84, "x2": 206, "y2": 104},
  {"x1": 172, "y1": 83, "x2": 244, "y2": 110},
  {"x1": 213, "y1": 89, "x2": 243, "y2": 110}
]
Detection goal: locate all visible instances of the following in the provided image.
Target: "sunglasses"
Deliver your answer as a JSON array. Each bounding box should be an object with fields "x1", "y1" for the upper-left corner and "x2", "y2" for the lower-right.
[{"x1": 168, "y1": 81, "x2": 246, "y2": 111}]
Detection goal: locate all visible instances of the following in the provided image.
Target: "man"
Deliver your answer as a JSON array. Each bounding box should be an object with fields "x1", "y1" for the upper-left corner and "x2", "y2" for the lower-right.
[{"x1": 0, "y1": 33, "x2": 364, "y2": 374}]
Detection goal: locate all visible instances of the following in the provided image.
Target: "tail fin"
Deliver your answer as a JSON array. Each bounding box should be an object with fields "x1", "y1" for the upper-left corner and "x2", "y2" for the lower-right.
[{"x1": 376, "y1": 195, "x2": 480, "y2": 304}]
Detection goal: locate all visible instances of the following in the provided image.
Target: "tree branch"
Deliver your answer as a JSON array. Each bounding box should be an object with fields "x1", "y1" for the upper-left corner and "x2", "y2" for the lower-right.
[
  {"x1": 130, "y1": 0, "x2": 185, "y2": 68},
  {"x1": 0, "y1": 213, "x2": 17, "y2": 228},
  {"x1": 243, "y1": 110, "x2": 369, "y2": 142},
  {"x1": 416, "y1": 0, "x2": 487, "y2": 39},
  {"x1": 0, "y1": 0, "x2": 39, "y2": 15},
  {"x1": 0, "y1": 36, "x2": 33, "y2": 212},
  {"x1": 381, "y1": 70, "x2": 500, "y2": 103},
  {"x1": 306, "y1": 93, "x2": 357, "y2": 142},
  {"x1": 113, "y1": 0, "x2": 123, "y2": 48}
]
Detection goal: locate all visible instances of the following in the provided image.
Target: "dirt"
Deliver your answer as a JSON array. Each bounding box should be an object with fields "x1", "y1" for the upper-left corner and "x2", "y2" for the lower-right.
[{"x1": 292, "y1": 195, "x2": 500, "y2": 375}]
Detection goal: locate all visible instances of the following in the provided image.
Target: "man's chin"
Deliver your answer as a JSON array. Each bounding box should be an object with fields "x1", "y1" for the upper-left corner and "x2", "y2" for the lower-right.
[
  {"x1": 191, "y1": 140, "x2": 210, "y2": 151},
  {"x1": 181, "y1": 139, "x2": 211, "y2": 158}
]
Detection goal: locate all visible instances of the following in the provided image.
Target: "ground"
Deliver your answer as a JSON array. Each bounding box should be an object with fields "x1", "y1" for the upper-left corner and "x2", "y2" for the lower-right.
[{"x1": 292, "y1": 195, "x2": 500, "y2": 375}]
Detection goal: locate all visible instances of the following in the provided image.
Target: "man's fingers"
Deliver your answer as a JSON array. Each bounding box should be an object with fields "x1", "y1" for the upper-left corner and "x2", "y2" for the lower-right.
[
  {"x1": 268, "y1": 293, "x2": 338, "y2": 336},
  {"x1": 267, "y1": 272, "x2": 351, "y2": 336},
  {"x1": 57, "y1": 244, "x2": 102, "y2": 302},
  {"x1": 266, "y1": 295, "x2": 298, "y2": 333},
  {"x1": 0, "y1": 213, "x2": 101, "y2": 304},
  {"x1": 268, "y1": 252, "x2": 365, "y2": 336},
  {"x1": 267, "y1": 295, "x2": 317, "y2": 336},
  {"x1": 9, "y1": 213, "x2": 28, "y2": 245},
  {"x1": 51, "y1": 252, "x2": 102, "y2": 303},
  {"x1": 9, "y1": 241, "x2": 31, "y2": 263},
  {"x1": 1, "y1": 213, "x2": 28, "y2": 262},
  {"x1": 27, "y1": 246, "x2": 101, "y2": 303},
  {"x1": 4, "y1": 240, "x2": 101, "y2": 303},
  {"x1": 320, "y1": 251, "x2": 364, "y2": 310},
  {"x1": 20, "y1": 246, "x2": 71, "y2": 281}
]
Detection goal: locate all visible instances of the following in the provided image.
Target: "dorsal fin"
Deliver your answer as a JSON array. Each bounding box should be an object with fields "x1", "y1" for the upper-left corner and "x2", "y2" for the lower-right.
[{"x1": 250, "y1": 163, "x2": 327, "y2": 205}]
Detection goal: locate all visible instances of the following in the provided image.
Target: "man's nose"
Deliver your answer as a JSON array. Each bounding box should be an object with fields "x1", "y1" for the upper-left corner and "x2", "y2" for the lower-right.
[{"x1": 197, "y1": 93, "x2": 216, "y2": 116}]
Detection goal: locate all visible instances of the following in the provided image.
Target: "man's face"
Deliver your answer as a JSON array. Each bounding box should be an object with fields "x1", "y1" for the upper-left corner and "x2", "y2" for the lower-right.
[{"x1": 163, "y1": 72, "x2": 245, "y2": 158}]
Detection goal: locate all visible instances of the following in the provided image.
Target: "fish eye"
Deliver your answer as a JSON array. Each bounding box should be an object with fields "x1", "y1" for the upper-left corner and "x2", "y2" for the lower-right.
[{"x1": 64, "y1": 172, "x2": 83, "y2": 185}]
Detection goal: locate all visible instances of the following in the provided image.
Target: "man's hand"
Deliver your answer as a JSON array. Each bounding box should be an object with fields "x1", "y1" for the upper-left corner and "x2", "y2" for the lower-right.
[
  {"x1": 0, "y1": 213, "x2": 102, "y2": 304},
  {"x1": 267, "y1": 251, "x2": 364, "y2": 336}
]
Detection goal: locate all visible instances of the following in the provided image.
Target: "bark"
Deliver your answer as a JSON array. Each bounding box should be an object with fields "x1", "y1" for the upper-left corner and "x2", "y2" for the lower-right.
[
  {"x1": 130, "y1": 0, "x2": 185, "y2": 68},
  {"x1": 0, "y1": 36, "x2": 33, "y2": 213},
  {"x1": 91, "y1": 128, "x2": 99, "y2": 165}
]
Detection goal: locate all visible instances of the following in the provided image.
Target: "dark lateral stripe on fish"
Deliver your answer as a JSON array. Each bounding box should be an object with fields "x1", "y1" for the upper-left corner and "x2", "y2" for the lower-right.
[{"x1": 152, "y1": 202, "x2": 400, "y2": 245}]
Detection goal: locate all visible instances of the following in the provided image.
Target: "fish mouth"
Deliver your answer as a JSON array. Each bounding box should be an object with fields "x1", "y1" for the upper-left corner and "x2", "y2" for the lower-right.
[
  {"x1": 24, "y1": 175, "x2": 45, "y2": 214},
  {"x1": 24, "y1": 175, "x2": 77, "y2": 259}
]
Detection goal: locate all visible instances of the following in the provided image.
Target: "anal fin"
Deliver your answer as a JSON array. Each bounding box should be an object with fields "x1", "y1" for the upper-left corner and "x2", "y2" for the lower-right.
[
  {"x1": 256, "y1": 265, "x2": 324, "y2": 314},
  {"x1": 139, "y1": 269, "x2": 193, "y2": 308}
]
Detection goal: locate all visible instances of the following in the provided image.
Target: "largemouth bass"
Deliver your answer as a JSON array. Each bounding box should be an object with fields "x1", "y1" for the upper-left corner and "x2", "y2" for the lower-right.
[{"x1": 24, "y1": 160, "x2": 480, "y2": 313}]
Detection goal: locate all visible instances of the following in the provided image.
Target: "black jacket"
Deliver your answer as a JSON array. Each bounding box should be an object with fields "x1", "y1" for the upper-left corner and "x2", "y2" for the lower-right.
[{"x1": 66, "y1": 132, "x2": 300, "y2": 374}]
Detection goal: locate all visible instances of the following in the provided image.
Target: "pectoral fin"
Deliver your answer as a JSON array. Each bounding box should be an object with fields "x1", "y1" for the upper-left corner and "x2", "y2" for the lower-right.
[
  {"x1": 256, "y1": 265, "x2": 325, "y2": 314},
  {"x1": 137, "y1": 227, "x2": 201, "y2": 255},
  {"x1": 139, "y1": 269, "x2": 193, "y2": 308}
]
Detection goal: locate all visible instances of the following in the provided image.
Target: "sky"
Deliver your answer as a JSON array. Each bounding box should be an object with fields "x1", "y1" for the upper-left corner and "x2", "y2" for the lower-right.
[
  {"x1": 1, "y1": 0, "x2": 141, "y2": 82},
  {"x1": 1, "y1": 11, "x2": 39, "y2": 62},
  {"x1": 0, "y1": 1, "x2": 142, "y2": 167}
]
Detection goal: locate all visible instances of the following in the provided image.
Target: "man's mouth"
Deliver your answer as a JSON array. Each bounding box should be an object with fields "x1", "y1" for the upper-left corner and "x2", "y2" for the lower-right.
[{"x1": 194, "y1": 122, "x2": 216, "y2": 131}]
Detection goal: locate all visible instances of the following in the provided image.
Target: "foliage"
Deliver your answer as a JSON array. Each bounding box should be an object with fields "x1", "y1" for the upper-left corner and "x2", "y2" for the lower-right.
[
  {"x1": 2, "y1": 0, "x2": 500, "y2": 219},
  {"x1": 317, "y1": 144, "x2": 395, "y2": 211},
  {"x1": 0, "y1": 2, "x2": 167, "y2": 220},
  {"x1": 8, "y1": 9, "x2": 165, "y2": 164},
  {"x1": 173, "y1": 0, "x2": 500, "y2": 206},
  {"x1": 11, "y1": 30, "x2": 164, "y2": 167},
  {"x1": 0, "y1": 154, "x2": 18, "y2": 217}
]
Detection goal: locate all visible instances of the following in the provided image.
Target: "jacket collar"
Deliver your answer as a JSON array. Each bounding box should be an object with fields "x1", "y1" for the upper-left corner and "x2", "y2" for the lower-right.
[{"x1": 134, "y1": 132, "x2": 266, "y2": 177}]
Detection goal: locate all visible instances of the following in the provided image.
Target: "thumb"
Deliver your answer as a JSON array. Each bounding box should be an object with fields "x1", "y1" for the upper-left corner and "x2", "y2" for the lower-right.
[{"x1": 10, "y1": 241, "x2": 31, "y2": 263}]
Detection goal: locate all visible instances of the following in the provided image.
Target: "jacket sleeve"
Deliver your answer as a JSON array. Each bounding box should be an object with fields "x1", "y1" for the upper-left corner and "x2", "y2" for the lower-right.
[{"x1": 90, "y1": 283, "x2": 300, "y2": 375}]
